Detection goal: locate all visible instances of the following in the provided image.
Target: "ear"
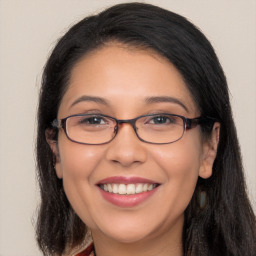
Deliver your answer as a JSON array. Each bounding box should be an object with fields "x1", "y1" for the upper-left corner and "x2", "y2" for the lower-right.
[
  {"x1": 45, "y1": 128, "x2": 63, "y2": 179},
  {"x1": 199, "y1": 122, "x2": 220, "y2": 179}
]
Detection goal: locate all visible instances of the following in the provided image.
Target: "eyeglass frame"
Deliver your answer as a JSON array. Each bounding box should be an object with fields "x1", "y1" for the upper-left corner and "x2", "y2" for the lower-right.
[{"x1": 51, "y1": 113, "x2": 216, "y2": 145}]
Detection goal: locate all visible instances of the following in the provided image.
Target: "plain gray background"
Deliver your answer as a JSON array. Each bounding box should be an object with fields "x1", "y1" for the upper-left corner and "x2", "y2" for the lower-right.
[{"x1": 0, "y1": 0, "x2": 255, "y2": 255}]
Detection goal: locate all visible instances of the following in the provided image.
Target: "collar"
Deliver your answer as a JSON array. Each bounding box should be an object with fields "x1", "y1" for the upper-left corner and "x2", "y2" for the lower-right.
[{"x1": 75, "y1": 243, "x2": 95, "y2": 256}]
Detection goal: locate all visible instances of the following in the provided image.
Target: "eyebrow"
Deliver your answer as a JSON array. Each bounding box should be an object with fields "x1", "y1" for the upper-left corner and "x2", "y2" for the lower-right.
[
  {"x1": 70, "y1": 95, "x2": 109, "y2": 108},
  {"x1": 145, "y1": 96, "x2": 189, "y2": 112},
  {"x1": 70, "y1": 95, "x2": 188, "y2": 112}
]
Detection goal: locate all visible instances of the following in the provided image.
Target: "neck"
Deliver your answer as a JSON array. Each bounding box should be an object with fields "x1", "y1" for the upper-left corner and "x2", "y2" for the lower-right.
[{"x1": 91, "y1": 217, "x2": 184, "y2": 256}]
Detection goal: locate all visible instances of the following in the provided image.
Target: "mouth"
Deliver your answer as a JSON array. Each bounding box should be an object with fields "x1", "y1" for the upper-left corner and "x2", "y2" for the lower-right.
[
  {"x1": 98, "y1": 183, "x2": 159, "y2": 195},
  {"x1": 96, "y1": 176, "x2": 160, "y2": 207}
]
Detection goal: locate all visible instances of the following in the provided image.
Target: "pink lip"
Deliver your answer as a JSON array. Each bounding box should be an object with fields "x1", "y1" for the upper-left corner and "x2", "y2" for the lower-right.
[
  {"x1": 97, "y1": 176, "x2": 158, "y2": 185},
  {"x1": 98, "y1": 187, "x2": 159, "y2": 207},
  {"x1": 96, "y1": 176, "x2": 160, "y2": 208}
]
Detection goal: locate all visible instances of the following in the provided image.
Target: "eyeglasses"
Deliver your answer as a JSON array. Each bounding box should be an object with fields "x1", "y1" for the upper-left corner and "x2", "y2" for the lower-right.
[{"x1": 52, "y1": 113, "x2": 213, "y2": 145}]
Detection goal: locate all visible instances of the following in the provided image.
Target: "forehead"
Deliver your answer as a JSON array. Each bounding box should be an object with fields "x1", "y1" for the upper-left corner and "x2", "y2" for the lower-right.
[{"x1": 58, "y1": 44, "x2": 198, "y2": 117}]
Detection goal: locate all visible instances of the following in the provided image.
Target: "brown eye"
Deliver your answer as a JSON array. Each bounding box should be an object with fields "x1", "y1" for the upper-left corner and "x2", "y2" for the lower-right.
[
  {"x1": 147, "y1": 115, "x2": 176, "y2": 125},
  {"x1": 79, "y1": 116, "x2": 107, "y2": 125}
]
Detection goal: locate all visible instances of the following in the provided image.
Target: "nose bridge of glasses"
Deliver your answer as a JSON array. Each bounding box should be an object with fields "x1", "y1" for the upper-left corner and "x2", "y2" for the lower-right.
[
  {"x1": 106, "y1": 117, "x2": 144, "y2": 147},
  {"x1": 115, "y1": 118, "x2": 138, "y2": 133}
]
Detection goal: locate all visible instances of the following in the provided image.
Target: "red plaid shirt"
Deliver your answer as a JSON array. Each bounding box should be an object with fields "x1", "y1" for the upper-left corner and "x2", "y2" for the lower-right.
[{"x1": 75, "y1": 243, "x2": 95, "y2": 256}]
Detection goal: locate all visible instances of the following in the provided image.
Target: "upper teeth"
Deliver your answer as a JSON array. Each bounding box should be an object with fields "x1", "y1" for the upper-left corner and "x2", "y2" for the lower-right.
[{"x1": 100, "y1": 183, "x2": 157, "y2": 195}]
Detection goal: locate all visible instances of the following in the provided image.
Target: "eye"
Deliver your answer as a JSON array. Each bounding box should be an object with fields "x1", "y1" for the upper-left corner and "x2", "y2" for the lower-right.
[
  {"x1": 147, "y1": 115, "x2": 176, "y2": 125},
  {"x1": 79, "y1": 115, "x2": 107, "y2": 125}
]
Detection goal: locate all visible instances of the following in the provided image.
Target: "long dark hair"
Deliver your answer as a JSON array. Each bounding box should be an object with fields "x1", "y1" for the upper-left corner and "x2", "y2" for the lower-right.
[{"x1": 36, "y1": 2, "x2": 255, "y2": 255}]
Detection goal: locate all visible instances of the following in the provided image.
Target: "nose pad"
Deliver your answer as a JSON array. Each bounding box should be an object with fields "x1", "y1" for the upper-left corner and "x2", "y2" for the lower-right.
[
  {"x1": 114, "y1": 125, "x2": 118, "y2": 134},
  {"x1": 105, "y1": 124, "x2": 147, "y2": 167}
]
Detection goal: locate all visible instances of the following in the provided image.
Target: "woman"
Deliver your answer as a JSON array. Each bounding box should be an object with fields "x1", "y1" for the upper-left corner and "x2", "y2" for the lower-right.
[{"x1": 36, "y1": 2, "x2": 256, "y2": 256}]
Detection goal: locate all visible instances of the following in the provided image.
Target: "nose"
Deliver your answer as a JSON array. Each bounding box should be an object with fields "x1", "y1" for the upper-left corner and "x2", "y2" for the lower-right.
[{"x1": 105, "y1": 123, "x2": 147, "y2": 167}]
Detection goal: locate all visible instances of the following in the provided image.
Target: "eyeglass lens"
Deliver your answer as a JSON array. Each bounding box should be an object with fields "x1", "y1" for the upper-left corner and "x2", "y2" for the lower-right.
[{"x1": 65, "y1": 114, "x2": 185, "y2": 145}]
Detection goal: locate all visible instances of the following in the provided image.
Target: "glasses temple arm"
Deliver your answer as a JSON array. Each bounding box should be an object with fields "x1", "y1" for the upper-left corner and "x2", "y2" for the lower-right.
[
  {"x1": 51, "y1": 119, "x2": 62, "y2": 128},
  {"x1": 186, "y1": 117, "x2": 217, "y2": 130}
]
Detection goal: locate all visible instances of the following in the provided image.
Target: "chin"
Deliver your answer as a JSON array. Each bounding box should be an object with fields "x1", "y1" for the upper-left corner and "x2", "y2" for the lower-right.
[
  {"x1": 107, "y1": 231, "x2": 149, "y2": 244},
  {"x1": 95, "y1": 223, "x2": 154, "y2": 244}
]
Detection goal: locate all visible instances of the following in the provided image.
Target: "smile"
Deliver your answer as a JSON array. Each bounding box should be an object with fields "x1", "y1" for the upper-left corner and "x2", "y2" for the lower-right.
[
  {"x1": 97, "y1": 176, "x2": 160, "y2": 207},
  {"x1": 99, "y1": 183, "x2": 158, "y2": 195}
]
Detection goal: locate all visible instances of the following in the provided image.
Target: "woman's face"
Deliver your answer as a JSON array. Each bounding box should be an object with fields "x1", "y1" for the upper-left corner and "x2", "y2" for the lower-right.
[{"x1": 52, "y1": 44, "x2": 216, "y2": 245}]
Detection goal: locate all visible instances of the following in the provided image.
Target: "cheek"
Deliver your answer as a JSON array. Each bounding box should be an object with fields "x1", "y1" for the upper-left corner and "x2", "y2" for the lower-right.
[
  {"x1": 153, "y1": 138, "x2": 203, "y2": 176},
  {"x1": 151, "y1": 132, "x2": 203, "y2": 204},
  {"x1": 58, "y1": 137, "x2": 105, "y2": 178},
  {"x1": 57, "y1": 137, "x2": 106, "y2": 224}
]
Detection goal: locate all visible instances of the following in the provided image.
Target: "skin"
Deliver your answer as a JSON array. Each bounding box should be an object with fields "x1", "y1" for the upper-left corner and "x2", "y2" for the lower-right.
[{"x1": 48, "y1": 44, "x2": 219, "y2": 256}]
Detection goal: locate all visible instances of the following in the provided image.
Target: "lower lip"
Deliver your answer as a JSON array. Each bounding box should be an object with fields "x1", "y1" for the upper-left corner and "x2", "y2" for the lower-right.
[{"x1": 98, "y1": 186, "x2": 159, "y2": 207}]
